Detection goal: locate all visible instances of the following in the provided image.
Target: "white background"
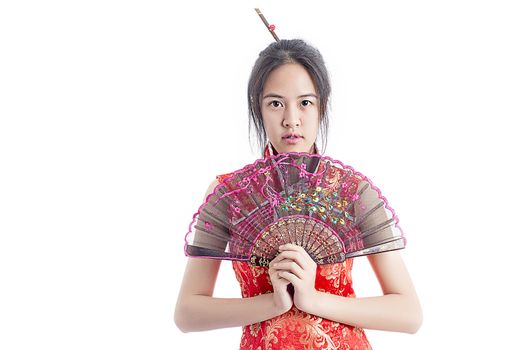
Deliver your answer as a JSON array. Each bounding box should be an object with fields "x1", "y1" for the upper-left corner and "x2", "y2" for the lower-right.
[{"x1": 1, "y1": 0, "x2": 523, "y2": 348}]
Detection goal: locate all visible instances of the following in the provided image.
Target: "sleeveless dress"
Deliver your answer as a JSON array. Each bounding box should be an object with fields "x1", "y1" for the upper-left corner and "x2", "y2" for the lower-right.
[{"x1": 216, "y1": 154, "x2": 373, "y2": 349}]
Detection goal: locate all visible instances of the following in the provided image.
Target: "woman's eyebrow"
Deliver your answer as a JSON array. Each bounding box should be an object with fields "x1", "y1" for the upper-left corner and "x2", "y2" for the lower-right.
[
  {"x1": 262, "y1": 93, "x2": 318, "y2": 99},
  {"x1": 297, "y1": 93, "x2": 318, "y2": 99},
  {"x1": 262, "y1": 93, "x2": 284, "y2": 99}
]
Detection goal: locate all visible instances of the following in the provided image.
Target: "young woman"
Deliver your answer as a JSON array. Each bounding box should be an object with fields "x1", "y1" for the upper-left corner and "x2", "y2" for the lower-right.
[{"x1": 175, "y1": 39, "x2": 422, "y2": 349}]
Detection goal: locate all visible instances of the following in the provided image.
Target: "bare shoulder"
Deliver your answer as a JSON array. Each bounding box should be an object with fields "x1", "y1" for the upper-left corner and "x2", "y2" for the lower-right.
[{"x1": 204, "y1": 178, "x2": 220, "y2": 197}]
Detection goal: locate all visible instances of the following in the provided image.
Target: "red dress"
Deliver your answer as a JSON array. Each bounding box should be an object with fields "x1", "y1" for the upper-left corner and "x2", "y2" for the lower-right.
[
  {"x1": 216, "y1": 168, "x2": 373, "y2": 350},
  {"x1": 232, "y1": 260, "x2": 372, "y2": 350}
]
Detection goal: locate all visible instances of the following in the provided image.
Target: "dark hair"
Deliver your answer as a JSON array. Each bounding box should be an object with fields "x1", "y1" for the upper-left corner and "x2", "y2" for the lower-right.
[{"x1": 247, "y1": 39, "x2": 331, "y2": 154}]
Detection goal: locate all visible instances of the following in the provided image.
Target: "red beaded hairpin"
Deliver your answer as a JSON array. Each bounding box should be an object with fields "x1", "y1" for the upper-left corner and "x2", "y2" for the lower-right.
[{"x1": 255, "y1": 8, "x2": 280, "y2": 42}]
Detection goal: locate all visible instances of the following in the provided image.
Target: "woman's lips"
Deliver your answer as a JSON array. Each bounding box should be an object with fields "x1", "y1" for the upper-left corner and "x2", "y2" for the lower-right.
[{"x1": 282, "y1": 135, "x2": 302, "y2": 145}]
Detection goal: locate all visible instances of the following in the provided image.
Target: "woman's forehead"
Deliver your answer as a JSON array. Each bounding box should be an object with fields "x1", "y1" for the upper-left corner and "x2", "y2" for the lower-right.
[{"x1": 262, "y1": 63, "x2": 317, "y2": 97}]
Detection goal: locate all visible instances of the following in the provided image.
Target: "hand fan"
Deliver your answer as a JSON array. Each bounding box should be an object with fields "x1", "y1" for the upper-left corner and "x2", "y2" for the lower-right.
[{"x1": 185, "y1": 153, "x2": 405, "y2": 266}]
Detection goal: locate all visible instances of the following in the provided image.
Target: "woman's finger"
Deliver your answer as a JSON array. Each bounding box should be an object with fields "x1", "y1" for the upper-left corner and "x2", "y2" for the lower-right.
[
  {"x1": 278, "y1": 270, "x2": 300, "y2": 285},
  {"x1": 279, "y1": 244, "x2": 312, "y2": 263},
  {"x1": 272, "y1": 251, "x2": 306, "y2": 270},
  {"x1": 272, "y1": 260, "x2": 304, "y2": 279}
]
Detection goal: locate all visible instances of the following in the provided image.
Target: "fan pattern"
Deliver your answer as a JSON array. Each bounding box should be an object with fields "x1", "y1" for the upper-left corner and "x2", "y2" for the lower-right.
[
  {"x1": 251, "y1": 216, "x2": 346, "y2": 266},
  {"x1": 185, "y1": 153, "x2": 405, "y2": 265}
]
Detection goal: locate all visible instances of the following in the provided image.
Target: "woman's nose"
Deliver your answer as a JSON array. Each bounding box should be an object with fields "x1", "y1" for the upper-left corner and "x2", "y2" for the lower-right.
[{"x1": 283, "y1": 106, "x2": 301, "y2": 128}]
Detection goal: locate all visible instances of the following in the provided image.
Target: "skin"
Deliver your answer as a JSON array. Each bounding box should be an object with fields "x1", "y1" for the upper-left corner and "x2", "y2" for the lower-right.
[
  {"x1": 175, "y1": 63, "x2": 423, "y2": 334},
  {"x1": 260, "y1": 63, "x2": 319, "y2": 154}
]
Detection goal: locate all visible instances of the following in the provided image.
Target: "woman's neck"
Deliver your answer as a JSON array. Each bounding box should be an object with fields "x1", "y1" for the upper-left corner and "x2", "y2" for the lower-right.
[{"x1": 263, "y1": 143, "x2": 318, "y2": 158}]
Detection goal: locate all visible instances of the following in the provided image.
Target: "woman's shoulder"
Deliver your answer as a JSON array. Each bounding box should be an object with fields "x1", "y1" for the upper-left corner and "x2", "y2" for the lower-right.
[
  {"x1": 202, "y1": 177, "x2": 221, "y2": 198},
  {"x1": 216, "y1": 172, "x2": 233, "y2": 185},
  {"x1": 202, "y1": 172, "x2": 233, "y2": 198}
]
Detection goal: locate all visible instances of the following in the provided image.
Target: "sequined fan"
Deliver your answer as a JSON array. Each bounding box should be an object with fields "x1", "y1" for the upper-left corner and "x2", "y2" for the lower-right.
[{"x1": 185, "y1": 153, "x2": 405, "y2": 266}]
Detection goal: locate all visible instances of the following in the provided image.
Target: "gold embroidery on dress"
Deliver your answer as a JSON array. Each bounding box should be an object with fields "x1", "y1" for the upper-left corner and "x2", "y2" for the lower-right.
[
  {"x1": 233, "y1": 257, "x2": 371, "y2": 349},
  {"x1": 263, "y1": 307, "x2": 337, "y2": 350}
]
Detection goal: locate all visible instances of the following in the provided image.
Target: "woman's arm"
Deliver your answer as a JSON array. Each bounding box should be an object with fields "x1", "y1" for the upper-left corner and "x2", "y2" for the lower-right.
[
  {"x1": 309, "y1": 251, "x2": 422, "y2": 333},
  {"x1": 274, "y1": 246, "x2": 423, "y2": 334},
  {"x1": 174, "y1": 258, "x2": 287, "y2": 332},
  {"x1": 174, "y1": 180, "x2": 292, "y2": 333}
]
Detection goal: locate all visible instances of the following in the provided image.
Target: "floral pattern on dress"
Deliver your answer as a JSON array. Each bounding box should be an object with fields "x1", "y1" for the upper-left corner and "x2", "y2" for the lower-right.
[{"x1": 232, "y1": 260, "x2": 372, "y2": 350}]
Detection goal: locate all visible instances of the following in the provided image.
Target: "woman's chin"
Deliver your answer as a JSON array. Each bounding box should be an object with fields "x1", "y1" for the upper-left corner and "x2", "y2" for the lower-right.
[{"x1": 274, "y1": 143, "x2": 314, "y2": 154}]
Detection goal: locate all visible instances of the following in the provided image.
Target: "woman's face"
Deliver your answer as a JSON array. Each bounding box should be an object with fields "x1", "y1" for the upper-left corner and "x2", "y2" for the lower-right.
[{"x1": 261, "y1": 63, "x2": 320, "y2": 154}]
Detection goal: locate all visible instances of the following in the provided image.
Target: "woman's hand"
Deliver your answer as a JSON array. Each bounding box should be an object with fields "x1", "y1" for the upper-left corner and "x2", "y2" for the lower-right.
[
  {"x1": 268, "y1": 258, "x2": 293, "y2": 314},
  {"x1": 271, "y1": 244, "x2": 319, "y2": 313}
]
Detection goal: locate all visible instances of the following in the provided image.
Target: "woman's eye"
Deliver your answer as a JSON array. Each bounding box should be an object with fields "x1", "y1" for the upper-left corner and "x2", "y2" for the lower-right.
[
  {"x1": 270, "y1": 101, "x2": 282, "y2": 108},
  {"x1": 301, "y1": 100, "x2": 312, "y2": 106}
]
